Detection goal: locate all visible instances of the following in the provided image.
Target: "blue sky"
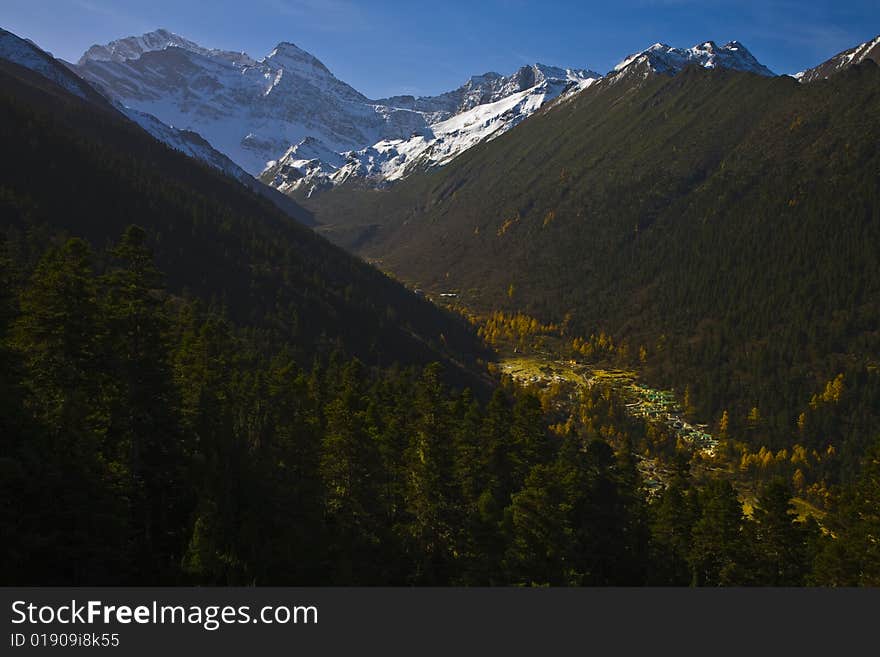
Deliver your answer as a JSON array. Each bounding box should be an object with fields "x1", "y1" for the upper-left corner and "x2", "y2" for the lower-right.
[{"x1": 3, "y1": 0, "x2": 878, "y2": 97}]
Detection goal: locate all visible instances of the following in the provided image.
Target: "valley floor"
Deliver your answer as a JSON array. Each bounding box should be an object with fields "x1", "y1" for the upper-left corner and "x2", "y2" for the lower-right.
[{"x1": 458, "y1": 308, "x2": 827, "y2": 523}]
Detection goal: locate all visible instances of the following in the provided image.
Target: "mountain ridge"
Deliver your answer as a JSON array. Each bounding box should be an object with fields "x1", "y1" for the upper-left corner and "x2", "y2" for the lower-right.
[
  {"x1": 74, "y1": 29, "x2": 604, "y2": 193},
  {"x1": 796, "y1": 33, "x2": 880, "y2": 82},
  {"x1": 611, "y1": 40, "x2": 774, "y2": 78},
  {"x1": 75, "y1": 30, "x2": 793, "y2": 197}
]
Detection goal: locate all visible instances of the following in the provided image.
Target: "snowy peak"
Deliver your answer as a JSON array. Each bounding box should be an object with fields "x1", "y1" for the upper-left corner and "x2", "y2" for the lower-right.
[
  {"x1": 530, "y1": 63, "x2": 599, "y2": 83},
  {"x1": 378, "y1": 63, "x2": 600, "y2": 120},
  {"x1": 796, "y1": 34, "x2": 880, "y2": 83},
  {"x1": 78, "y1": 28, "x2": 210, "y2": 65},
  {"x1": 258, "y1": 40, "x2": 363, "y2": 101},
  {"x1": 277, "y1": 136, "x2": 348, "y2": 170},
  {"x1": 78, "y1": 29, "x2": 255, "y2": 68},
  {"x1": 508, "y1": 63, "x2": 599, "y2": 94},
  {"x1": 75, "y1": 30, "x2": 383, "y2": 173},
  {"x1": 457, "y1": 63, "x2": 600, "y2": 106},
  {"x1": 261, "y1": 136, "x2": 350, "y2": 195},
  {"x1": 263, "y1": 41, "x2": 333, "y2": 77},
  {"x1": 613, "y1": 40, "x2": 774, "y2": 78}
]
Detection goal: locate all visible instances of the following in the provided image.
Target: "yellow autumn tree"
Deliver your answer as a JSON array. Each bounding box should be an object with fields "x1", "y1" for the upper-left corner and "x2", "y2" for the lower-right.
[
  {"x1": 792, "y1": 468, "x2": 806, "y2": 492},
  {"x1": 747, "y1": 406, "x2": 761, "y2": 429},
  {"x1": 719, "y1": 410, "x2": 730, "y2": 438}
]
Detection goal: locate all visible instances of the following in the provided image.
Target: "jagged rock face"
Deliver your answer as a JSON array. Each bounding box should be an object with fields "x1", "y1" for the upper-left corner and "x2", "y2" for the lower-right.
[
  {"x1": 611, "y1": 40, "x2": 775, "y2": 80},
  {"x1": 376, "y1": 64, "x2": 599, "y2": 119},
  {"x1": 77, "y1": 28, "x2": 241, "y2": 65},
  {"x1": 262, "y1": 63, "x2": 601, "y2": 197},
  {"x1": 795, "y1": 34, "x2": 880, "y2": 83}
]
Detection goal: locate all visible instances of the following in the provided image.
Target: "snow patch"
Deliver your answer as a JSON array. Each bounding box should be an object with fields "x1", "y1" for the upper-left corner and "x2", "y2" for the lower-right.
[{"x1": 0, "y1": 28, "x2": 91, "y2": 99}]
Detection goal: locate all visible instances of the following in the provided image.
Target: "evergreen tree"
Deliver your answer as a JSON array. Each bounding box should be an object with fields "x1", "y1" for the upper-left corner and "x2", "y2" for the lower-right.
[
  {"x1": 0, "y1": 235, "x2": 32, "y2": 582},
  {"x1": 10, "y1": 238, "x2": 128, "y2": 582},
  {"x1": 689, "y1": 480, "x2": 752, "y2": 586},
  {"x1": 752, "y1": 479, "x2": 816, "y2": 586},
  {"x1": 472, "y1": 389, "x2": 516, "y2": 582},
  {"x1": 813, "y1": 436, "x2": 880, "y2": 585},
  {"x1": 648, "y1": 456, "x2": 700, "y2": 585},
  {"x1": 572, "y1": 439, "x2": 639, "y2": 585},
  {"x1": 506, "y1": 462, "x2": 571, "y2": 585},
  {"x1": 101, "y1": 226, "x2": 186, "y2": 581},
  {"x1": 14, "y1": 238, "x2": 103, "y2": 437},
  {"x1": 256, "y1": 352, "x2": 326, "y2": 583},
  {"x1": 0, "y1": 234, "x2": 24, "y2": 447},
  {"x1": 404, "y1": 363, "x2": 461, "y2": 584},
  {"x1": 179, "y1": 314, "x2": 249, "y2": 584},
  {"x1": 320, "y1": 359, "x2": 384, "y2": 583}
]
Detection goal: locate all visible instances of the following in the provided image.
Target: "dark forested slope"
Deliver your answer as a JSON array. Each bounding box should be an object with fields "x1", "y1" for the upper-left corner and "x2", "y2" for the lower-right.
[{"x1": 0, "y1": 58, "x2": 489, "y2": 380}]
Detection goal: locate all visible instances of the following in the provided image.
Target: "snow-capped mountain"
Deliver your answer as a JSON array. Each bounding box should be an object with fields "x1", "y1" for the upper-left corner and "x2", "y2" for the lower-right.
[
  {"x1": 78, "y1": 28, "x2": 241, "y2": 65},
  {"x1": 611, "y1": 41, "x2": 774, "y2": 80},
  {"x1": 0, "y1": 27, "x2": 311, "y2": 224},
  {"x1": 262, "y1": 64, "x2": 599, "y2": 195},
  {"x1": 77, "y1": 31, "x2": 435, "y2": 177},
  {"x1": 795, "y1": 34, "x2": 880, "y2": 83},
  {"x1": 76, "y1": 30, "x2": 599, "y2": 195}
]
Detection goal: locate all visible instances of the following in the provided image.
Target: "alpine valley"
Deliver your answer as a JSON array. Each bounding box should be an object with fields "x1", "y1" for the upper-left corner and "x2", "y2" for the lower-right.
[{"x1": 2, "y1": 18, "x2": 880, "y2": 590}]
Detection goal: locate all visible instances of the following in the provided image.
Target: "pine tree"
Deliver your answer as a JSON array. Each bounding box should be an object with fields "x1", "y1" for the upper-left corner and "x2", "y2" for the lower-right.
[
  {"x1": 320, "y1": 359, "x2": 384, "y2": 583},
  {"x1": 0, "y1": 235, "x2": 32, "y2": 582},
  {"x1": 469, "y1": 388, "x2": 517, "y2": 582},
  {"x1": 506, "y1": 462, "x2": 571, "y2": 585},
  {"x1": 689, "y1": 480, "x2": 752, "y2": 586},
  {"x1": 752, "y1": 479, "x2": 815, "y2": 585},
  {"x1": 813, "y1": 436, "x2": 880, "y2": 585},
  {"x1": 511, "y1": 392, "x2": 552, "y2": 482},
  {"x1": 449, "y1": 388, "x2": 489, "y2": 584},
  {"x1": 14, "y1": 238, "x2": 103, "y2": 437},
  {"x1": 101, "y1": 226, "x2": 186, "y2": 581},
  {"x1": 0, "y1": 234, "x2": 26, "y2": 455},
  {"x1": 179, "y1": 313, "x2": 247, "y2": 584},
  {"x1": 10, "y1": 238, "x2": 129, "y2": 582},
  {"x1": 403, "y1": 363, "x2": 461, "y2": 584},
  {"x1": 572, "y1": 439, "x2": 640, "y2": 585},
  {"x1": 649, "y1": 455, "x2": 700, "y2": 585}
]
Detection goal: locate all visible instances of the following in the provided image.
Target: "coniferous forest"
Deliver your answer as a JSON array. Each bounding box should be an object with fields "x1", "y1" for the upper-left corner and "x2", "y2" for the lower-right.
[
  {"x1": 2, "y1": 40, "x2": 880, "y2": 587},
  {"x1": 4, "y1": 228, "x2": 878, "y2": 586}
]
